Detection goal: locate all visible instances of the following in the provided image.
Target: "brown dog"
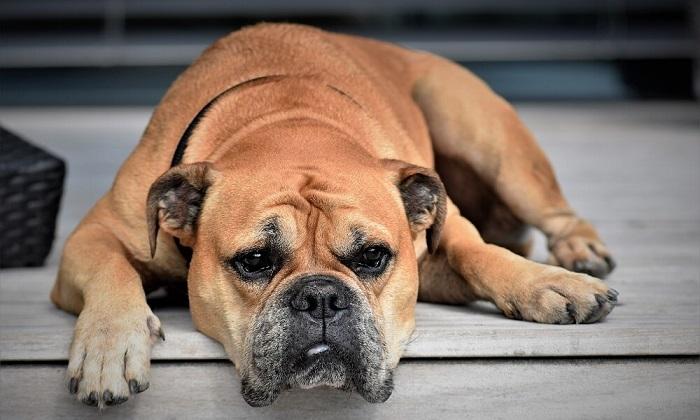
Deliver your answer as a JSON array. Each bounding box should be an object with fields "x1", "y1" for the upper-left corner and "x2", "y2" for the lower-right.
[{"x1": 50, "y1": 23, "x2": 617, "y2": 408}]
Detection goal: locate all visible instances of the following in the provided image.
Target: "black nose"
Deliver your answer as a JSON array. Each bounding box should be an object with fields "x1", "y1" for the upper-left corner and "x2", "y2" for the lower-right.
[{"x1": 289, "y1": 276, "x2": 350, "y2": 321}]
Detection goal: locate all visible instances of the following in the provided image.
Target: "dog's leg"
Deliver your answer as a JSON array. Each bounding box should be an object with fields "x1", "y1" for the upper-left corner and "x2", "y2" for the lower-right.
[
  {"x1": 434, "y1": 153, "x2": 534, "y2": 258},
  {"x1": 412, "y1": 57, "x2": 614, "y2": 278},
  {"x1": 424, "y1": 202, "x2": 617, "y2": 323},
  {"x1": 51, "y1": 221, "x2": 163, "y2": 408}
]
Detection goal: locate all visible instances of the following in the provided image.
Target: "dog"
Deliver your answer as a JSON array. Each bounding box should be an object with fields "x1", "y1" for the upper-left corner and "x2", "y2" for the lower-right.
[{"x1": 50, "y1": 23, "x2": 617, "y2": 408}]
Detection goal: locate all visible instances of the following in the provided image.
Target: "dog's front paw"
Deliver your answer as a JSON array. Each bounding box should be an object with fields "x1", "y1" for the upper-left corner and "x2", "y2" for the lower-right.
[
  {"x1": 501, "y1": 267, "x2": 618, "y2": 324},
  {"x1": 66, "y1": 305, "x2": 164, "y2": 408},
  {"x1": 547, "y1": 219, "x2": 615, "y2": 278}
]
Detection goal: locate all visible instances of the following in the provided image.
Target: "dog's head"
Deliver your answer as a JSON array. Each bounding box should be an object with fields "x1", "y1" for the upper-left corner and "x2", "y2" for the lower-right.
[{"x1": 146, "y1": 123, "x2": 445, "y2": 406}]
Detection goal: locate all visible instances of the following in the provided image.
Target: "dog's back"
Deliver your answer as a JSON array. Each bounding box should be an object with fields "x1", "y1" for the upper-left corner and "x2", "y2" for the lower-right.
[{"x1": 140, "y1": 23, "x2": 432, "y2": 164}]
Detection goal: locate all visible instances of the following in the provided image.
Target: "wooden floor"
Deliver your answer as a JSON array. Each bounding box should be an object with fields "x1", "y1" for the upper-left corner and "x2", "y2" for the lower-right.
[{"x1": 1, "y1": 102, "x2": 699, "y2": 418}]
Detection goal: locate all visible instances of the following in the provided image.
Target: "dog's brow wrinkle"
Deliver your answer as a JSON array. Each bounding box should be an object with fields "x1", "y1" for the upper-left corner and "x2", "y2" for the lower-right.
[
  {"x1": 304, "y1": 191, "x2": 357, "y2": 213},
  {"x1": 264, "y1": 192, "x2": 310, "y2": 212},
  {"x1": 307, "y1": 206, "x2": 321, "y2": 262}
]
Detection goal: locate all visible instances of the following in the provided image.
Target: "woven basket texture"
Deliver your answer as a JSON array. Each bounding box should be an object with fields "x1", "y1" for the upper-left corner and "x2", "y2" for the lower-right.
[{"x1": 0, "y1": 127, "x2": 65, "y2": 268}]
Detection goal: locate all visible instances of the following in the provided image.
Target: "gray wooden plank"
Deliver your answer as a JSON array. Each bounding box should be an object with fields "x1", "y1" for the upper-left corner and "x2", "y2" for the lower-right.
[{"x1": 2, "y1": 358, "x2": 699, "y2": 419}]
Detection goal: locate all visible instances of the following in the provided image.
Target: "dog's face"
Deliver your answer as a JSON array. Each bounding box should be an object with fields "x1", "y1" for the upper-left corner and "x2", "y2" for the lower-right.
[{"x1": 146, "y1": 124, "x2": 445, "y2": 406}]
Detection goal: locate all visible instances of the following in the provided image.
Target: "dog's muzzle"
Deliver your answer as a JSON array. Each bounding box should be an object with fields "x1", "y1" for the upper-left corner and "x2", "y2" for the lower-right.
[{"x1": 241, "y1": 275, "x2": 394, "y2": 406}]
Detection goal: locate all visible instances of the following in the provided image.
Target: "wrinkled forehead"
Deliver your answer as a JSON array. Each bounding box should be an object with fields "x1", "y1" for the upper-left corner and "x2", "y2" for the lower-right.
[{"x1": 203, "y1": 168, "x2": 404, "y2": 254}]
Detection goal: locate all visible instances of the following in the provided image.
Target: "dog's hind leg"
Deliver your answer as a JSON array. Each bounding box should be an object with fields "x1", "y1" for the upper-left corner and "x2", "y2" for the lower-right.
[
  {"x1": 51, "y1": 218, "x2": 163, "y2": 408},
  {"x1": 411, "y1": 56, "x2": 614, "y2": 278}
]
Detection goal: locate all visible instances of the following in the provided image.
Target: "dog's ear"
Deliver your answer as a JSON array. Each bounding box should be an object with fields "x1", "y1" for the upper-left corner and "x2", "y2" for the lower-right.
[
  {"x1": 382, "y1": 159, "x2": 447, "y2": 254},
  {"x1": 146, "y1": 162, "x2": 214, "y2": 258}
]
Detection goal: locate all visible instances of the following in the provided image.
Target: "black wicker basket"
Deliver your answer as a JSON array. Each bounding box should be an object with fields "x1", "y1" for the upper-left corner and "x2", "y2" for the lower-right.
[{"x1": 0, "y1": 127, "x2": 66, "y2": 268}]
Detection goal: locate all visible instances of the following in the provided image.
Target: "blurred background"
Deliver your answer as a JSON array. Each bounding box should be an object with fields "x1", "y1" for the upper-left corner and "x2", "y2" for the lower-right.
[
  {"x1": 1, "y1": 3, "x2": 699, "y2": 416},
  {"x1": 1, "y1": 0, "x2": 698, "y2": 106}
]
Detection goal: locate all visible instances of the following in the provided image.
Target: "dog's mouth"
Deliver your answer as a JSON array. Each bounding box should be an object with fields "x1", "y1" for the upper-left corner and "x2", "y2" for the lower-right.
[
  {"x1": 240, "y1": 281, "x2": 394, "y2": 407},
  {"x1": 241, "y1": 339, "x2": 394, "y2": 407}
]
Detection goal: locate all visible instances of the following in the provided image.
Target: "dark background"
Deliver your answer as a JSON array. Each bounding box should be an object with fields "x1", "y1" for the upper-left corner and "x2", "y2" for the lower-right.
[{"x1": 1, "y1": 0, "x2": 698, "y2": 105}]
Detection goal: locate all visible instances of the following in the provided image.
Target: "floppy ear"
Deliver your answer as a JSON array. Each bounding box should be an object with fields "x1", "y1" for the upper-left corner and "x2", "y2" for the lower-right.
[
  {"x1": 382, "y1": 159, "x2": 447, "y2": 254},
  {"x1": 146, "y1": 162, "x2": 213, "y2": 258}
]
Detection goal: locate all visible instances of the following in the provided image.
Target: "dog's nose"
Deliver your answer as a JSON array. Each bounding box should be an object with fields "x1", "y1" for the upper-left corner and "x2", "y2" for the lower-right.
[{"x1": 289, "y1": 276, "x2": 350, "y2": 320}]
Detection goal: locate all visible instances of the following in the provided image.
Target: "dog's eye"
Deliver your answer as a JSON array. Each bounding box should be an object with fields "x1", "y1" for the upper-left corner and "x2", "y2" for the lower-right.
[
  {"x1": 240, "y1": 251, "x2": 272, "y2": 272},
  {"x1": 344, "y1": 245, "x2": 392, "y2": 278},
  {"x1": 231, "y1": 249, "x2": 275, "y2": 280},
  {"x1": 360, "y1": 247, "x2": 386, "y2": 268}
]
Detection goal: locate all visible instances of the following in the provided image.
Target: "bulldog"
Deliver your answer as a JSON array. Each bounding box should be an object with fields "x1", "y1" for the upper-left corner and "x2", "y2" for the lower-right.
[{"x1": 51, "y1": 23, "x2": 617, "y2": 408}]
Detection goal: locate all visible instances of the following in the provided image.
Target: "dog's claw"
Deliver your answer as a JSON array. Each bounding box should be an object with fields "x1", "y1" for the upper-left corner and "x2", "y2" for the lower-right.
[
  {"x1": 606, "y1": 289, "x2": 619, "y2": 302},
  {"x1": 582, "y1": 293, "x2": 612, "y2": 323},
  {"x1": 102, "y1": 390, "x2": 127, "y2": 406},
  {"x1": 129, "y1": 379, "x2": 149, "y2": 394},
  {"x1": 69, "y1": 377, "x2": 79, "y2": 394},
  {"x1": 572, "y1": 259, "x2": 610, "y2": 278},
  {"x1": 158, "y1": 327, "x2": 166, "y2": 341},
  {"x1": 565, "y1": 303, "x2": 577, "y2": 324},
  {"x1": 82, "y1": 391, "x2": 99, "y2": 407},
  {"x1": 604, "y1": 256, "x2": 617, "y2": 273},
  {"x1": 103, "y1": 390, "x2": 113, "y2": 405}
]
